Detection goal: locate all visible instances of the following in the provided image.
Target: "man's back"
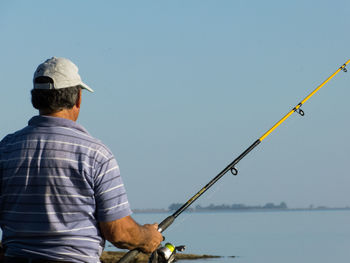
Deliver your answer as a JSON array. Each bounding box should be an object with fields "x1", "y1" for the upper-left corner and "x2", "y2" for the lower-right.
[
  {"x1": 0, "y1": 57, "x2": 163, "y2": 263},
  {"x1": 0, "y1": 115, "x2": 131, "y2": 263}
]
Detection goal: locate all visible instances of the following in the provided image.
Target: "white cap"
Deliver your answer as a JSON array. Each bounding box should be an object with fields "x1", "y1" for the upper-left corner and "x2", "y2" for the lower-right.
[{"x1": 33, "y1": 57, "x2": 94, "y2": 92}]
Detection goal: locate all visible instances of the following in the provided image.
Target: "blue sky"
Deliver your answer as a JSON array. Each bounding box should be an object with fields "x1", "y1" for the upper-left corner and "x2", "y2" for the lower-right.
[{"x1": 1, "y1": 0, "x2": 349, "y2": 209}]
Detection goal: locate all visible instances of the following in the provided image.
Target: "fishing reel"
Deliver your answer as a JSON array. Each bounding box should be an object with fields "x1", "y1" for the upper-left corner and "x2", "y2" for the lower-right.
[{"x1": 149, "y1": 243, "x2": 186, "y2": 263}]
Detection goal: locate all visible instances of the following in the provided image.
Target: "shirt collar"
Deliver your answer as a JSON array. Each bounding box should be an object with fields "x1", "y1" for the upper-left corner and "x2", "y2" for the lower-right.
[{"x1": 28, "y1": 115, "x2": 91, "y2": 135}]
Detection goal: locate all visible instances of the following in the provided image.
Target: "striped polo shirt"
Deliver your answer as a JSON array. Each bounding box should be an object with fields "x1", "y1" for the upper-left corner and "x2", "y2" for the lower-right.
[{"x1": 0, "y1": 115, "x2": 132, "y2": 263}]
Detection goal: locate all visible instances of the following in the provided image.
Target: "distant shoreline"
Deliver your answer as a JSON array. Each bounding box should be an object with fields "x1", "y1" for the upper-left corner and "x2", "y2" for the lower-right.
[
  {"x1": 133, "y1": 207, "x2": 350, "y2": 213},
  {"x1": 101, "y1": 251, "x2": 223, "y2": 263}
]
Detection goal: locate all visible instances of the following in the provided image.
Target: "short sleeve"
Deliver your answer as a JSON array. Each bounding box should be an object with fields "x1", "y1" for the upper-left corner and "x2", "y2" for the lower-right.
[{"x1": 93, "y1": 156, "x2": 132, "y2": 222}]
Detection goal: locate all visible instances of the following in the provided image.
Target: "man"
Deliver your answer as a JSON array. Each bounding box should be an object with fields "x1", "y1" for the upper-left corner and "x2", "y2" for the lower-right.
[{"x1": 0, "y1": 57, "x2": 163, "y2": 263}]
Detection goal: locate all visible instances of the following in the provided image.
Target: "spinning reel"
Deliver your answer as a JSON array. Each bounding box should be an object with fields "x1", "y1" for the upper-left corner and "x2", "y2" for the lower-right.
[{"x1": 149, "y1": 243, "x2": 185, "y2": 263}]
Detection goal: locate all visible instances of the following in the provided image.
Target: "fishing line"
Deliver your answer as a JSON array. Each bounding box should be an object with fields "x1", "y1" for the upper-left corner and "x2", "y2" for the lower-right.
[{"x1": 118, "y1": 60, "x2": 349, "y2": 263}]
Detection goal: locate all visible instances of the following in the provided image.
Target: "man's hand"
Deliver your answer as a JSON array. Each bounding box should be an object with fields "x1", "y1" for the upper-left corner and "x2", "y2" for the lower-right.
[
  {"x1": 100, "y1": 216, "x2": 163, "y2": 253},
  {"x1": 140, "y1": 223, "x2": 163, "y2": 253}
]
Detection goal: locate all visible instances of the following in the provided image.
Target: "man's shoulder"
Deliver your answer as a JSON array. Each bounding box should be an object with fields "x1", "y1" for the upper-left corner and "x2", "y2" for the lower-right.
[
  {"x1": 84, "y1": 135, "x2": 115, "y2": 160},
  {"x1": 0, "y1": 126, "x2": 31, "y2": 159},
  {"x1": 58, "y1": 125, "x2": 117, "y2": 163},
  {"x1": 0, "y1": 126, "x2": 29, "y2": 146},
  {"x1": 67, "y1": 126, "x2": 112, "y2": 151},
  {"x1": 0, "y1": 133, "x2": 13, "y2": 148}
]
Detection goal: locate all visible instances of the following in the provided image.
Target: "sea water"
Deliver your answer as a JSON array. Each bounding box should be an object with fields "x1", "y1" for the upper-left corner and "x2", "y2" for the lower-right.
[{"x1": 108, "y1": 210, "x2": 350, "y2": 263}]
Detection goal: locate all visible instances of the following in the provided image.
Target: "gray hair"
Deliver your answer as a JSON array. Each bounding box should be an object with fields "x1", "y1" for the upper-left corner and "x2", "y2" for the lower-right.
[{"x1": 31, "y1": 77, "x2": 81, "y2": 113}]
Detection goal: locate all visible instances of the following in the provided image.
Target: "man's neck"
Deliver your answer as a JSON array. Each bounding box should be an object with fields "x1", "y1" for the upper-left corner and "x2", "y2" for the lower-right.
[{"x1": 40, "y1": 108, "x2": 79, "y2": 122}]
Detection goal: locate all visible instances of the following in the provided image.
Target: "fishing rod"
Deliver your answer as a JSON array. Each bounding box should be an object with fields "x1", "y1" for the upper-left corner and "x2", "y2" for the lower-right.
[{"x1": 117, "y1": 60, "x2": 349, "y2": 263}]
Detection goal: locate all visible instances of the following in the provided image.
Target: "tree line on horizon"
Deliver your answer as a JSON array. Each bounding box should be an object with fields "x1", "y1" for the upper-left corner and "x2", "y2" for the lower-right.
[{"x1": 168, "y1": 202, "x2": 288, "y2": 211}]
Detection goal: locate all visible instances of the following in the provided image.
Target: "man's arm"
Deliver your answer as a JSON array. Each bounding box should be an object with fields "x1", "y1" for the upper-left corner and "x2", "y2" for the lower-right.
[{"x1": 99, "y1": 215, "x2": 163, "y2": 253}]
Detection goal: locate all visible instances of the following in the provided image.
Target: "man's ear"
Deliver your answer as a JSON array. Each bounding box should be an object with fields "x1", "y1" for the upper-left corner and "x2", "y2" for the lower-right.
[{"x1": 76, "y1": 89, "x2": 82, "y2": 109}]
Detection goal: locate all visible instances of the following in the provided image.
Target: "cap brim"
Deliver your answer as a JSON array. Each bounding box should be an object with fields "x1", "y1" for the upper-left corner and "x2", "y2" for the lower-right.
[{"x1": 80, "y1": 82, "x2": 94, "y2": 92}]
